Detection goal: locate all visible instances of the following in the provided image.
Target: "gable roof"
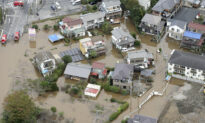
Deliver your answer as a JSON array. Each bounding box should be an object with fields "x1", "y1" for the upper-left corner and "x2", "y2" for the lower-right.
[
  {"x1": 169, "y1": 50, "x2": 205, "y2": 71},
  {"x1": 102, "y1": 0, "x2": 121, "y2": 8},
  {"x1": 168, "y1": 19, "x2": 187, "y2": 29},
  {"x1": 152, "y1": 0, "x2": 180, "y2": 12},
  {"x1": 80, "y1": 12, "x2": 105, "y2": 22},
  {"x1": 34, "y1": 51, "x2": 55, "y2": 63},
  {"x1": 141, "y1": 14, "x2": 162, "y2": 25},
  {"x1": 112, "y1": 63, "x2": 134, "y2": 80},
  {"x1": 64, "y1": 63, "x2": 91, "y2": 79},
  {"x1": 63, "y1": 17, "x2": 83, "y2": 26},
  {"x1": 183, "y1": 31, "x2": 202, "y2": 40},
  {"x1": 127, "y1": 50, "x2": 153, "y2": 59},
  {"x1": 188, "y1": 22, "x2": 205, "y2": 32}
]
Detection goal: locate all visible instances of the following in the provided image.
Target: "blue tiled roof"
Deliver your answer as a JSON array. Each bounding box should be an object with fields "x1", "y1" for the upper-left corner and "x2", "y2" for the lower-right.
[{"x1": 183, "y1": 31, "x2": 202, "y2": 40}]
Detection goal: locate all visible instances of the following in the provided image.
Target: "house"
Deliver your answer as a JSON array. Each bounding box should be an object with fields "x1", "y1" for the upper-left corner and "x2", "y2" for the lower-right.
[
  {"x1": 59, "y1": 48, "x2": 85, "y2": 62},
  {"x1": 168, "y1": 50, "x2": 205, "y2": 83},
  {"x1": 111, "y1": 27, "x2": 135, "y2": 50},
  {"x1": 84, "y1": 84, "x2": 101, "y2": 98},
  {"x1": 128, "y1": 114, "x2": 157, "y2": 123},
  {"x1": 188, "y1": 22, "x2": 205, "y2": 34},
  {"x1": 180, "y1": 31, "x2": 204, "y2": 50},
  {"x1": 167, "y1": 19, "x2": 187, "y2": 40},
  {"x1": 64, "y1": 63, "x2": 91, "y2": 81},
  {"x1": 59, "y1": 16, "x2": 85, "y2": 37},
  {"x1": 91, "y1": 62, "x2": 107, "y2": 79},
  {"x1": 33, "y1": 51, "x2": 56, "y2": 77},
  {"x1": 126, "y1": 50, "x2": 154, "y2": 69},
  {"x1": 80, "y1": 11, "x2": 105, "y2": 30},
  {"x1": 173, "y1": 7, "x2": 200, "y2": 23},
  {"x1": 139, "y1": 14, "x2": 165, "y2": 35},
  {"x1": 138, "y1": 0, "x2": 150, "y2": 10},
  {"x1": 184, "y1": 0, "x2": 201, "y2": 8},
  {"x1": 152, "y1": 0, "x2": 182, "y2": 18},
  {"x1": 112, "y1": 63, "x2": 134, "y2": 90},
  {"x1": 79, "y1": 36, "x2": 106, "y2": 58},
  {"x1": 100, "y1": 0, "x2": 122, "y2": 19}
]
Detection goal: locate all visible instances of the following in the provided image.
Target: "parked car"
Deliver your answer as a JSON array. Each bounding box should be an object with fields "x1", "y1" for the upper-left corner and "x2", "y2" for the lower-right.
[
  {"x1": 14, "y1": 32, "x2": 20, "y2": 41},
  {"x1": 13, "y1": 1, "x2": 24, "y2": 7},
  {"x1": 55, "y1": 2, "x2": 61, "y2": 10},
  {"x1": 1, "y1": 34, "x2": 7, "y2": 44}
]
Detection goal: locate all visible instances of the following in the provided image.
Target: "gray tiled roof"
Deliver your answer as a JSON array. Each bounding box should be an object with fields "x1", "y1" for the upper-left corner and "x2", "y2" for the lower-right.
[
  {"x1": 168, "y1": 19, "x2": 187, "y2": 29},
  {"x1": 128, "y1": 114, "x2": 157, "y2": 123},
  {"x1": 80, "y1": 11, "x2": 105, "y2": 22},
  {"x1": 34, "y1": 51, "x2": 54, "y2": 63},
  {"x1": 112, "y1": 63, "x2": 134, "y2": 80},
  {"x1": 141, "y1": 14, "x2": 162, "y2": 26},
  {"x1": 111, "y1": 28, "x2": 135, "y2": 41},
  {"x1": 152, "y1": 0, "x2": 180, "y2": 12},
  {"x1": 169, "y1": 50, "x2": 205, "y2": 71},
  {"x1": 127, "y1": 50, "x2": 153, "y2": 60},
  {"x1": 64, "y1": 63, "x2": 91, "y2": 79},
  {"x1": 102, "y1": 0, "x2": 121, "y2": 8}
]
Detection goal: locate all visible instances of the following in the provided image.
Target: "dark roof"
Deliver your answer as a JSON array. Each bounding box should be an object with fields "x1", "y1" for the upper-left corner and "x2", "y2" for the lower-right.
[
  {"x1": 92, "y1": 62, "x2": 105, "y2": 69},
  {"x1": 169, "y1": 50, "x2": 205, "y2": 71},
  {"x1": 152, "y1": 0, "x2": 180, "y2": 12},
  {"x1": 141, "y1": 14, "x2": 162, "y2": 25},
  {"x1": 112, "y1": 63, "x2": 134, "y2": 80},
  {"x1": 188, "y1": 22, "x2": 205, "y2": 32},
  {"x1": 168, "y1": 19, "x2": 187, "y2": 29},
  {"x1": 141, "y1": 69, "x2": 154, "y2": 77},
  {"x1": 63, "y1": 17, "x2": 83, "y2": 27},
  {"x1": 59, "y1": 48, "x2": 84, "y2": 62},
  {"x1": 173, "y1": 7, "x2": 199, "y2": 23},
  {"x1": 34, "y1": 51, "x2": 55, "y2": 63},
  {"x1": 128, "y1": 114, "x2": 157, "y2": 123}
]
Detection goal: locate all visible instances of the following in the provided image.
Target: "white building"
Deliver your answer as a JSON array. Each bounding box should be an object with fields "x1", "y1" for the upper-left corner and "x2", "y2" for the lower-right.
[
  {"x1": 168, "y1": 50, "x2": 205, "y2": 83},
  {"x1": 167, "y1": 19, "x2": 187, "y2": 40},
  {"x1": 138, "y1": 0, "x2": 150, "y2": 10},
  {"x1": 80, "y1": 11, "x2": 105, "y2": 30}
]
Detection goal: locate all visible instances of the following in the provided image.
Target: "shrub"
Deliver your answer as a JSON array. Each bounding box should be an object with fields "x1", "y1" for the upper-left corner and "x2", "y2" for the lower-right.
[
  {"x1": 70, "y1": 87, "x2": 79, "y2": 96},
  {"x1": 110, "y1": 98, "x2": 117, "y2": 103},
  {"x1": 109, "y1": 86, "x2": 120, "y2": 93},
  {"x1": 64, "y1": 38, "x2": 70, "y2": 43},
  {"x1": 90, "y1": 77, "x2": 97, "y2": 84},
  {"x1": 109, "y1": 110, "x2": 121, "y2": 121},
  {"x1": 89, "y1": 50, "x2": 97, "y2": 58},
  {"x1": 101, "y1": 21, "x2": 113, "y2": 34},
  {"x1": 59, "y1": 112, "x2": 64, "y2": 118},
  {"x1": 134, "y1": 40, "x2": 141, "y2": 47},
  {"x1": 0, "y1": 7, "x2": 2, "y2": 24},
  {"x1": 120, "y1": 102, "x2": 129, "y2": 111},
  {"x1": 109, "y1": 102, "x2": 129, "y2": 121},
  {"x1": 130, "y1": 32, "x2": 136, "y2": 39},
  {"x1": 62, "y1": 55, "x2": 72, "y2": 64},
  {"x1": 32, "y1": 24, "x2": 38, "y2": 30},
  {"x1": 81, "y1": 0, "x2": 88, "y2": 4},
  {"x1": 92, "y1": 5, "x2": 97, "y2": 10},
  {"x1": 51, "y1": 106, "x2": 57, "y2": 113},
  {"x1": 53, "y1": 24, "x2": 59, "y2": 31},
  {"x1": 43, "y1": 24, "x2": 50, "y2": 31}
]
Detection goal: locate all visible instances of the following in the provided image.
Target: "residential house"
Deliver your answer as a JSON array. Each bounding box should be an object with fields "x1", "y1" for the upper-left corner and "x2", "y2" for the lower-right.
[
  {"x1": 79, "y1": 36, "x2": 106, "y2": 58},
  {"x1": 188, "y1": 22, "x2": 205, "y2": 34},
  {"x1": 91, "y1": 62, "x2": 107, "y2": 79},
  {"x1": 126, "y1": 50, "x2": 154, "y2": 69},
  {"x1": 138, "y1": 0, "x2": 150, "y2": 10},
  {"x1": 180, "y1": 31, "x2": 204, "y2": 50},
  {"x1": 100, "y1": 0, "x2": 122, "y2": 19},
  {"x1": 167, "y1": 19, "x2": 187, "y2": 40},
  {"x1": 64, "y1": 63, "x2": 91, "y2": 81},
  {"x1": 168, "y1": 50, "x2": 205, "y2": 83},
  {"x1": 59, "y1": 16, "x2": 85, "y2": 37},
  {"x1": 139, "y1": 14, "x2": 165, "y2": 35},
  {"x1": 152, "y1": 0, "x2": 182, "y2": 18},
  {"x1": 33, "y1": 51, "x2": 56, "y2": 77},
  {"x1": 111, "y1": 27, "x2": 135, "y2": 50},
  {"x1": 112, "y1": 63, "x2": 134, "y2": 90},
  {"x1": 80, "y1": 11, "x2": 105, "y2": 30},
  {"x1": 128, "y1": 114, "x2": 157, "y2": 123}
]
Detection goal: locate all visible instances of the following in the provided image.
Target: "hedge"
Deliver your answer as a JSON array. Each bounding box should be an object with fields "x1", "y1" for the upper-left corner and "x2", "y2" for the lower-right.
[{"x1": 109, "y1": 102, "x2": 129, "y2": 121}]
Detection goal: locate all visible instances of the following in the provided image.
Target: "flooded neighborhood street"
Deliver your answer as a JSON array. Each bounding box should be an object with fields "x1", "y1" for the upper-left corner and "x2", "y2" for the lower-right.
[{"x1": 0, "y1": 18, "x2": 198, "y2": 122}]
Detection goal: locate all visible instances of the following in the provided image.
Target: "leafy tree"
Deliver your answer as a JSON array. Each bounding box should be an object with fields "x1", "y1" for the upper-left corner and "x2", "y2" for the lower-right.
[
  {"x1": 70, "y1": 87, "x2": 79, "y2": 95},
  {"x1": 92, "y1": 5, "x2": 97, "y2": 10},
  {"x1": 151, "y1": 0, "x2": 159, "y2": 8},
  {"x1": 43, "y1": 24, "x2": 50, "y2": 31},
  {"x1": 53, "y1": 24, "x2": 59, "y2": 31},
  {"x1": 90, "y1": 77, "x2": 97, "y2": 84},
  {"x1": 134, "y1": 40, "x2": 141, "y2": 47},
  {"x1": 32, "y1": 24, "x2": 38, "y2": 30},
  {"x1": 62, "y1": 55, "x2": 72, "y2": 64},
  {"x1": 2, "y1": 91, "x2": 39, "y2": 123},
  {"x1": 89, "y1": 50, "x2": 97, "y2": 58},
  {"x1": 101, "y1": 21, "x2": 113, "y2": 34},
  {"x1": 81, "y1": 0, "x2": 88, "y2": 4},
  {"x1": 130, "y1": 32, "x2": 136, "y2": 39},
  {"x1": 50, "y1": 106, "x2": 57, "y2": 113}
]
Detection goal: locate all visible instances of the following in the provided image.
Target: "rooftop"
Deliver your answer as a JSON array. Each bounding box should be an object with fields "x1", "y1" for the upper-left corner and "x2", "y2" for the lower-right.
[
  {"x1": 183, "y1": 31, "x2": 202, "y2": 40},
  {"x1": 168, "y1": 19, "x2": 187, "y2": 29},
  {"x1": 169, "y1": 50, "x2": 205, "y2": 71},
  {"x1": 102, "y1": 0, "x2": 121, "y2": 8},
  {"x1": 127, "y1": 50, "x2": 153, "y2": 59},
  {"x1": 112, "y1": 63, "x2": 134, "y2": 80},
  {"x1": 64, "y1": 63, "x2": 91, "y2": 79},
  {"x1": 128, "y1": 114, "x2": 157, "y2": 123},
  {"x1": 152, "y1": 0, "x2": 180, "y2": 13},
  {"x1": 34, "y1": 51, "x2": 55, "y2": 63},
  {"x1": 62, "y1": 17, "x2": 83, "y2": 27},
  {"x1": 80, "y1": 11, "x2": 105, "y2": 22},
  {"x1": 92, "y1": 62, "x2": 105, "y2": 69},
  {"x1": 141, "y1": 14, "x2": 162, "y2": 25},
  {"x1": 188, "y1": 22, "x2": 205, "y2": 32}
]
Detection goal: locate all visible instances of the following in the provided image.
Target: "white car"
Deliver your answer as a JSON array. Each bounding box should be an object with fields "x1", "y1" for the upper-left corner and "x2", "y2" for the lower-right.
[{"x1": 55, "y1": 2, "x2": 61, "y2": 10}]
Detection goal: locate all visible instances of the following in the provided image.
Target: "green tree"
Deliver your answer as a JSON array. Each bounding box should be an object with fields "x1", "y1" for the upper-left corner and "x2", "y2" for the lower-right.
[
  {"x1": 90, "y1": 77, "x2": 97, "y2": 84},
  {"x1": 134, "y1": 40, "x2": 141, "y2": 47},
  {"x1": 62, "y1": 55, "x2": 72, "y2": 64},
  {"x1": 50, "y1": 106, "x2": 57, "y2": 113},
  {"x1": 92, "y1": 5, "x2": 97, "y2": 11},
  {"x1": 2, "y1": 91, "x2": 39, "y2": 123},
  {"x1": 43, "y1": 24, "x2": 50, "y2": 31},
  {"x1": 101, "y1": 21, "x2": 113, "y2": 34},
  {"x1": 130, "y1": 32, "x2": 136, "y2": 39},
  {"x1": 89, "y1": 50, "x2": 97, "y2": 58},
  {"x1": 32, "y1": 24, "x2": 38, "y2": 30},
  {"x1": 53, "y1": 24, "x2": 59, "y2": 31},
  {"x1": 0, "y1": 7, "x2": 3, "y2": 24}
]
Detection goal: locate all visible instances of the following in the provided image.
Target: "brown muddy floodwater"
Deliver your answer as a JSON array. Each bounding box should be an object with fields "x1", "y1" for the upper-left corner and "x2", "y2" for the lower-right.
[{"x1": 0, "y1": 18, "x2": 186, "y2": 122}]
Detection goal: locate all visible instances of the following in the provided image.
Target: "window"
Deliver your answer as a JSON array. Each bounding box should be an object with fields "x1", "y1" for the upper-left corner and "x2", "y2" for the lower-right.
[
  {"x1": 171, "y1": 28, "x2": 174, "y2": 31},
  {"x1": 177, "y1": 29, "x2": 180, "y2": 32}
]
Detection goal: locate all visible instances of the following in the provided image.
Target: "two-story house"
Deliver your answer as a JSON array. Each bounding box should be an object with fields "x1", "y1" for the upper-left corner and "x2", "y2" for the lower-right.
[
  {"x1": 59, "y1": 16, "x2": 85, "y2": 37},
  {"x1": 111, "y1": 27, "x2": 135, "y2": 51},
  {"x1": 80, "y1": 11, "x2": 105, "y2": 30},
  {"x1": 167, "y1": 19, "x2": 187, "y2": 40},
  {"x1": 188, "y1": 22, "x2": 205, "y2": 34},
  {"x1": 100, "y1": 0, "x2": 122, "y2": 19},
  {"x1": 112, "y1": 63, "x2": 134, "y2": 90},
  {"x1": 152, "y1": 0, "x2": 182, "y2": 18},
  {"x1": 168, "y1": 50, "x2": 205, "y2": 83},
  {"x1": 126, "y1": 50, "x2": 154, "y2": 69},
  {"x1": 139, "y1": 14, "x2": 164, "y2": 35},
  {"x1": 180, "y1": 31, "x2": 204, "y2": 51},
  {"x1": 79, "y1": 36, "x2": 106, "y2": 58}
]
